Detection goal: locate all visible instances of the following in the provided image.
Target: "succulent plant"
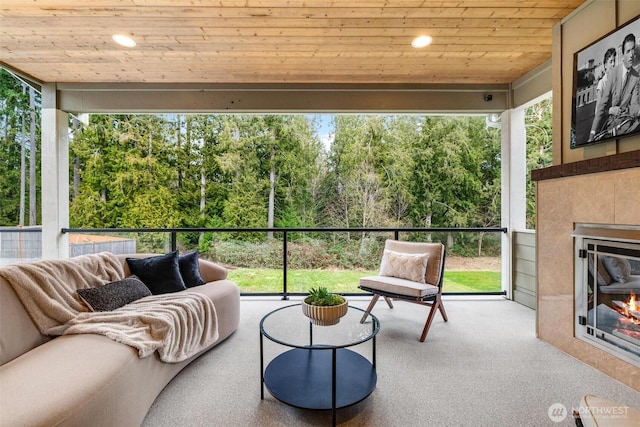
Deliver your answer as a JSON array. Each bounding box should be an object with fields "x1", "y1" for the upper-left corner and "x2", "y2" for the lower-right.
[{"x1": 304, "y1": 286, "x2": 345, "y2": 306}]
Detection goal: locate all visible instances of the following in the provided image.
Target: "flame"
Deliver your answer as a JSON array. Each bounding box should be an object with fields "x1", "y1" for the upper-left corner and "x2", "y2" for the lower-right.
[
  {"x1": 619, "y1": 316, "x2": 640, "y2": 326},
  {"x1": 612, "y1": 293, "x2": 640, "y2": 326}
]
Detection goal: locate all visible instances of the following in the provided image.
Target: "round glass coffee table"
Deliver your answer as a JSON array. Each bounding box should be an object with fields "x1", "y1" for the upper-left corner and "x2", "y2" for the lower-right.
[{"x1": 260, "y1": 303, "x2": 380, "y2": 426}]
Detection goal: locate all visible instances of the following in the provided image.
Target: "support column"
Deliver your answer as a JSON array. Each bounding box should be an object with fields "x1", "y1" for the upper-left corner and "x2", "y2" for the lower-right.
[
  {"x1": 41, "y1": 83, "x2": 69, "y2": 259},
  {"x1": 501, "y1": 108, "x2": 527, "y2": 298}
]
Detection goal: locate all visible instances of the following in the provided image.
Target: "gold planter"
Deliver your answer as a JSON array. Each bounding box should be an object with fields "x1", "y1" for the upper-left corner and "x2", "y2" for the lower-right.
[{"x1": 301, "y1": 300, "x2": 348, "y2": 326}]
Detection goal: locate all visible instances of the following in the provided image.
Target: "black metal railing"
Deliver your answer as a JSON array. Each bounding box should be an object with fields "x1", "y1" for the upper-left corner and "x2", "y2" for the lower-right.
[
  {"x1": 0, "y1": 226, "x2": 506, "y2": 296},
  {"x1": 57, "y1": 226, "x2": 507, "y2": 298}
]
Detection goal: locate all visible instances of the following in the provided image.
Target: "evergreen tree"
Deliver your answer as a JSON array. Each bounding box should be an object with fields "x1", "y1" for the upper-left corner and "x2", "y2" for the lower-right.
[
  {"x1": 327, "y1": 115, "x2": 389, "y2": 231},
  {"x1": 70, "y1": 114, "x2": 180, "y2": 228},
  {"x1": 525, "y1": 99, "x2": 553, "y2": 229},
  {"x1": 0, "y1": 70, "x2": 40, "y2": 226}
]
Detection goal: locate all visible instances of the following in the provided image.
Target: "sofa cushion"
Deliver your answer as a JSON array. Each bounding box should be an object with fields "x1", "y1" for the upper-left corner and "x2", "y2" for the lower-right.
[
  {"x1": 379, "y1": 249, "x2": 429, "y2": 283},
  {"x1": 360, "y1": 275, "x2": 439, "y2": 298},
  {"x1": 0, "y1": 333, "x2": 186, "y2": 427},
  {"x1": 179, "y1": 251, "x2": 206, "y2": 288},
  {"x1": 77, "y1": 275, "x2": 151, "y2": 311},
  {"x1": 126, "y1": 251, "x2": 186, "y2": 295},
  {"x1": 0, "y1": 277, "x2": 51, "y2": 365}
]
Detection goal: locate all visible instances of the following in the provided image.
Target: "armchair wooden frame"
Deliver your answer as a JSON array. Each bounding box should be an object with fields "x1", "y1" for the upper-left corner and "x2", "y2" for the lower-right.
[{"x1": 359, "y1": 240, "x2": 447, "y2": 342}]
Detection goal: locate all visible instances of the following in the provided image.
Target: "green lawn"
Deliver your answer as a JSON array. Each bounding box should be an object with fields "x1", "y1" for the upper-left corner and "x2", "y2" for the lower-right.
[{"x1": 228, "y1": 268, "x2": 501, "y2": 294}]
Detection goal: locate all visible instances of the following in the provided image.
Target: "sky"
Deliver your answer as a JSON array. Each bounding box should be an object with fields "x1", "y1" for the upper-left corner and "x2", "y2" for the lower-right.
[{"x1": 307, "y1": 114, "x2": 335, "y2": 149}]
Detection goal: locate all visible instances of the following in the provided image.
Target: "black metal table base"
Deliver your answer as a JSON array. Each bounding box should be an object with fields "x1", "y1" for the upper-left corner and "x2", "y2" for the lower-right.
[{"x1": 263, "y1": 347, "x2": 377, "y2": 424}]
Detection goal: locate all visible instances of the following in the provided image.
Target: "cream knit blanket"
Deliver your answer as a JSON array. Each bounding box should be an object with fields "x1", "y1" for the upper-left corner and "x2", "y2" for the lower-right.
[{"x1": 0, "y1": 252, "x2": 219, "y2": 363}]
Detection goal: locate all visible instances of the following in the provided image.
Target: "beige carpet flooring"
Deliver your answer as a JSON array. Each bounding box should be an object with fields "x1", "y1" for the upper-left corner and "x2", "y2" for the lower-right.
[{"x1": 142, "y1": 297, "x2": 640, "y2": 427}]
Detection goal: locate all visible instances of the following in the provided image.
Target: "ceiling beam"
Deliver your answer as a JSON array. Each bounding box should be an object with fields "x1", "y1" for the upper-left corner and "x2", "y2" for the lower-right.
[{"x1": 55, "y1": 82, "x2": 510, "y2": 113}]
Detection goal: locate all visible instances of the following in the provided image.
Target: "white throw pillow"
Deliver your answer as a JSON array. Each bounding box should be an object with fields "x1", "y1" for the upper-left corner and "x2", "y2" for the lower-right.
[
  {"x1": 602, "y1": 256, "x2": 632, "y2": 283},
  {"x1": 379, "y1": 249, "x2": 429, "y2": 283},
  {"x1": 588, "y1": 255, "x2": 612, "y2": 286}
]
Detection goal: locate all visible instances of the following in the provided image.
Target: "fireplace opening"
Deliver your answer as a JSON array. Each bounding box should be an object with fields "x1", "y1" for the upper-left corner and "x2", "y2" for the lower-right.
[{"x1": 574, "y1": 225, "x2": 640, "y2": 367}]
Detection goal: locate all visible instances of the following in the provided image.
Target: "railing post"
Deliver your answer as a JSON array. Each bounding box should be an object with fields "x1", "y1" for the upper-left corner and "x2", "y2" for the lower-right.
[
  {"x1": 394, "y1": 230, "x2": 399, "y2": 241},
  {"x1": 171, "y1": 232, "x2": 177, "y2": 252},
  {"x1": 282, "y1": 230, "x2": 289, "y2": 300}
]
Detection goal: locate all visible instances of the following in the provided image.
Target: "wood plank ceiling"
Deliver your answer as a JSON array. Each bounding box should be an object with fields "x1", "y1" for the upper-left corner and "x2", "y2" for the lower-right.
[{"x1": 0, "y1": 1, "x2": 586, "y2": 85}]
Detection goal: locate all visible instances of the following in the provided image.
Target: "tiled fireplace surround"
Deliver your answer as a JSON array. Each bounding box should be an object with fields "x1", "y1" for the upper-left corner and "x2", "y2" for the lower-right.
[{"x1": 537, "y1": 167, "x2": 640, "y2": 391}]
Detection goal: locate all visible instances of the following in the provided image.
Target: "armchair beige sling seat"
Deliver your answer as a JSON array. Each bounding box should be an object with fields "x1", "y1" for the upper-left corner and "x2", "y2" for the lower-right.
[{"x1": 359, "y1": 240, "x2": 447, "y2": 342}]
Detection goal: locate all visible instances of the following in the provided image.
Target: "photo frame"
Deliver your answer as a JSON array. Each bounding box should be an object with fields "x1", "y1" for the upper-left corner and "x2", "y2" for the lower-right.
[{"x1": 571, "y1": 14, "x2": 640, "y2": 148}]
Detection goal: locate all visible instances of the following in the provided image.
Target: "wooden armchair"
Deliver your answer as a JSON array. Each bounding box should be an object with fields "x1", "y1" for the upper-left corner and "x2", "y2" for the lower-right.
[{"x1": 359, "y1": 239, "x2": 447, "y2": 342}]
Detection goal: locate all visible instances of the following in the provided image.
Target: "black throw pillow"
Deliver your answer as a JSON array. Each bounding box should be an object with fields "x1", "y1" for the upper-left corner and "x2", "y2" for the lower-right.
[
  {"x1": 126, "y1": 250, "x2": 186, "y2": 295},
  {"x1": 179, "y1": 250, "x2": 206, "y2": 288},
  {"x1": 77, "y1": 275, "x2": 151, "y2": 312}
]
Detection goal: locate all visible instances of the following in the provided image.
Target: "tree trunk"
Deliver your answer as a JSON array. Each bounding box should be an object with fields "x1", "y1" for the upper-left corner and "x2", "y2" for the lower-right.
[
  {"x1": 199, "y1": 166, "x2": 206, "y2": 246},
  {"x1": 28, "y1": 87, "x2": 37, "y2": 226},
  {"x1": 176, "y1": 115, "x2": 182, "y2": 189},
  {"x1": 477, "y1": 232, "x2": 485, "y2": 256},
  {"x1": 72, "y1": 117, "x2": 80, "y2": 199},
  {"x1": 200, "y1": 167, "x2": 206, "y2": 219},
  {"x1": 267, "y1": 148, "x2": 275, "y2": 240},
  {"x1": 19, "y1": 95, "x2": 26, "y2": 226},
  {"x1": 425, "y1": 214, "x2": 432, "y2": 242},
  {"x1": 345, "y1": 203, "x2": 350, "y2": 242}
]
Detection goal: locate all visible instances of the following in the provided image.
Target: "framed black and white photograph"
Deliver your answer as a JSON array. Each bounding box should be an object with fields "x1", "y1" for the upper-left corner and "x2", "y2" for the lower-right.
[{"x1": 571, "y1": 15, "x2": 640, "y2": 148}]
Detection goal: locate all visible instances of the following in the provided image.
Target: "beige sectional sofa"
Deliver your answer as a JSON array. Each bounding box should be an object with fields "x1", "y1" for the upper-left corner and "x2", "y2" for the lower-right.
[{"x1": 0, "y1": 253, "x2": 240, "y2": 427}]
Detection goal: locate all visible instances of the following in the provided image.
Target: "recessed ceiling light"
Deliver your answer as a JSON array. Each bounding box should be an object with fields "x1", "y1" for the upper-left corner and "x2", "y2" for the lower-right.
[
  {"x1": 112, "y1": 34, "x2": 136, "y2": 48},
  {"x1": 411, "y1": 35, "x2": 433, "y2": 48}
]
